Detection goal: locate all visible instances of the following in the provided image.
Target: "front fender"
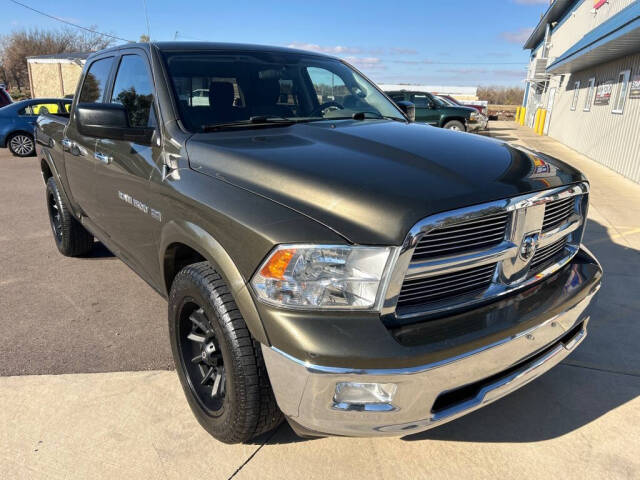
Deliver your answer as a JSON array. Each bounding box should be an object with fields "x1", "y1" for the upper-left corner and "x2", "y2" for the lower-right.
[{"x1": 159, "y1": 219, "x2": 269, "y2": 345}]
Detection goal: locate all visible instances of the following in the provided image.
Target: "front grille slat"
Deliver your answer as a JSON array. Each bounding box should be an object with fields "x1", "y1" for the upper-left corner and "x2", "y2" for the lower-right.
[
  {"x1": 400, "y1": 266, "x2": 496, "y2": 293},
  {"x1": 542, "y1": 197, "x2": 576, "y2": 232},
  {"x1": 530, "y1": 238, "x2": 567, "y2": 270},
  {"x1": 397, "y1": 263, "x2": 496, "y2": 308},
  {"x1": 412, "y1": 212, "x2": 508, "y2": 261}
]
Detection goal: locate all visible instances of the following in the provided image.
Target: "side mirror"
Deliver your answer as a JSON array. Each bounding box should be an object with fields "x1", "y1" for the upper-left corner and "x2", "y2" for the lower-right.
[
  {"x1": 76, "y1": 103, "x2": 154, "y2": 145},
  {"x1": 396, "y1": 101, "x2": 415, "y2": 122}
]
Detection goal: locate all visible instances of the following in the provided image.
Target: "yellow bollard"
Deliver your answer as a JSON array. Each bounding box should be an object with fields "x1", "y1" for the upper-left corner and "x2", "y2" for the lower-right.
[
  {"x1": 533, "y1": 108, "x2": 541, "y2": 133},
  {"x1": 515, "y1": 107, "x2": 521, "y2": 123},
  {"x1": 538, "y1": 109, "x2": 547, "y2": 135},
  {"x1": 519, "y1": 107, "x2": 526, "y2": 126}
]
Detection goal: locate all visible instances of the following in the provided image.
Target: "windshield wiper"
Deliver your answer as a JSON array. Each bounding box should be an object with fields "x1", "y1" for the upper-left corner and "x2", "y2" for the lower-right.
[
  {"x1": 201, "y1": 116, "x2": 297, "y2": 132},
  {"x1": 323, "y1": 112, "x2": 406, "y2": 122}
]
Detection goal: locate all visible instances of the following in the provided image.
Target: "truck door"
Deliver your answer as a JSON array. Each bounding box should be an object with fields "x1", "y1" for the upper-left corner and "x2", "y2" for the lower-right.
[
  {"x1": 411, "y1": 93, "x2": 438, "y2": 125},
  {"x1": 64, "y1": 56, "x2": 115, "y2": 219},
  {"x1": 92, "y1": 51, "x2": 162, "y2": 278}
]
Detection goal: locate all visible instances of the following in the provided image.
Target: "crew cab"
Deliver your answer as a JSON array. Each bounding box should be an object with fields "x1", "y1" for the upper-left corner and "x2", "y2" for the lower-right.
[
  {"x1": 36, "y1": 42, "x2": 601, "y2": 443},
  {"x1": 386, "y1": 89, "x2": 482, "y2": 132}
]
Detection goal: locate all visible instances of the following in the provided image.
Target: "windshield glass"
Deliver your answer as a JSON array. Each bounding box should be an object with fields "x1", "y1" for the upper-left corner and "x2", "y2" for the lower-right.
[{"x1": 161, "y1": 51, "x2": 405, "y2": 132}]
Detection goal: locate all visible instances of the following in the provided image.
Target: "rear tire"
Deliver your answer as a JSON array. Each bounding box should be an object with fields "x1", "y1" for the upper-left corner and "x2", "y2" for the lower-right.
[
  {"x1": 46, "y1": 177, "x2": 94, "y2": 256},
  {"x1": 443, "y1": 120, "x2": 465, "y2": 132},
  {"x1": 8, "y1": 132, "x2": 35, "y2": 157},
  {"x1": 169, "y1": 262, "x2": 283, "y2": 444}
]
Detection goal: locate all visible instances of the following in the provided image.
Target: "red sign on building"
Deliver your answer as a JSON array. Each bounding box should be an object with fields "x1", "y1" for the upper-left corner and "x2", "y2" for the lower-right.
[{"x1": 593, "y1": 0, "x2": 607, "y2": 9}]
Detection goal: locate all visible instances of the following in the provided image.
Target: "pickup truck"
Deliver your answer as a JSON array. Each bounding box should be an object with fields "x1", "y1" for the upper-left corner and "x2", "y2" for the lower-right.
[
  {"x1": 386, "y1": 89, "x2": 482, "y2": 132},
  {"x1": 36, "y1": 42, "x2": 602, "y2": 444}
]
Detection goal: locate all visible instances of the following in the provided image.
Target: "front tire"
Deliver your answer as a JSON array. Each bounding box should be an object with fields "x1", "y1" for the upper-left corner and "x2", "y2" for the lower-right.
[
  {"x1": 8, "y1": 132, "x2": 35, "y2": 157},
  {"x1": 169, "y1": 262, "x2": 282, "y2": 444},
  {"x1": 46, "y1": 177, "x2": 94, "y2": 256},
  {"x1": 443, "y1": 120, "x2": 465, "y2": 132}
]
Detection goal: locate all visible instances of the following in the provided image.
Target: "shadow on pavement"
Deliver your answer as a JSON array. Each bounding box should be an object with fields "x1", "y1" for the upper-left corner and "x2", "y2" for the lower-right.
[
  {"x1": 80, "y1": 241, "x2": 116, "y2": 259},
  {"x1": 401, "y1": 219, "x2": 640, "y2": 443}
]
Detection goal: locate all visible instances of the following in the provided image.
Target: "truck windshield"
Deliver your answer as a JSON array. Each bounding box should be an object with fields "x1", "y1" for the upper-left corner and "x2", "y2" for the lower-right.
[{"x1": 161, "y1": 51, "x2": 406, "y2": 132}]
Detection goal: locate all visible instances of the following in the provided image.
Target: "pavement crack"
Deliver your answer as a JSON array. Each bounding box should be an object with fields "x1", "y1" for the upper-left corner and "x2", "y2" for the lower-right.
[
  {"x1": 562, "y1": 361, "x2": 640, "y2": 378},
  {"x1": 227, "y1": 426, "x2": 281, "y2": 479}
]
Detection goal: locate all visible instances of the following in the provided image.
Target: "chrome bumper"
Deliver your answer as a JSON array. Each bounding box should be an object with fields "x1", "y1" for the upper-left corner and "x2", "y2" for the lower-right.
[{"x1": 262, "y1": 284, "x2": 599, "y2": 437}]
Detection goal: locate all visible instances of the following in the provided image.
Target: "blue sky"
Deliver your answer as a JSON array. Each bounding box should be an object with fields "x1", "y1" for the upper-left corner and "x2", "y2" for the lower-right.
[{"x1": 4, "y1": 0, "x2": 552, "y2": 86}]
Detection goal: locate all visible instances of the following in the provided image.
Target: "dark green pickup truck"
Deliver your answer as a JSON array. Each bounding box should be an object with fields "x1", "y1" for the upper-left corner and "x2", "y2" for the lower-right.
[
  {"x1": 36, "y1": 42, "x2": 601, "y2": 443},
  {"x1": 387, "y1": 90, "x2": 484, "y2": 131}
]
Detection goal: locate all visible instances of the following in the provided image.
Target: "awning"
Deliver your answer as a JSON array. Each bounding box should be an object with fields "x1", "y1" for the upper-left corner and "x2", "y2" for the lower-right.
[{"x1": 547, "y1": 2, "x2": 640, "y2": 74}]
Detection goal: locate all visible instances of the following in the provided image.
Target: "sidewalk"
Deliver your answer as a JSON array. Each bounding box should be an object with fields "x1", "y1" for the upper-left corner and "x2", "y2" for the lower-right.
[{"x1": 2, "y1": 127, "x2": 640, "y2": 480}]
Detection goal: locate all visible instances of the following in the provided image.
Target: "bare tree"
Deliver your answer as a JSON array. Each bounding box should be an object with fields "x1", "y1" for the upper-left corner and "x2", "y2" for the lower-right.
[
  {"x1": 477, "y1": 85, "x2": 525, "y2": 105},
  {"x1": 0, "y1": 26, "x2": 116, "y2": 93}
]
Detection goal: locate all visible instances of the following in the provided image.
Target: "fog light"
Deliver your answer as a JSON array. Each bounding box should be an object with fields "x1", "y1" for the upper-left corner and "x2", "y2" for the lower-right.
[{"x1": 334, "y1": 382, "x2": 397, "y2": 405}]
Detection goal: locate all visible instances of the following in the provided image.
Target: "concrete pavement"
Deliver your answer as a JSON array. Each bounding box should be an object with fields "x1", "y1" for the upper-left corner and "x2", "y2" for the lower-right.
[{"x1": 2, "y1": 123, "x2": 640, "y2": 479}]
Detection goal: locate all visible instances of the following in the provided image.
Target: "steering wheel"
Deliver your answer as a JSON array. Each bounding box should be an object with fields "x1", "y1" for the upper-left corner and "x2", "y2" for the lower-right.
[{"x1": 310, "y1": 101, "x2": 344, "y2": 117}]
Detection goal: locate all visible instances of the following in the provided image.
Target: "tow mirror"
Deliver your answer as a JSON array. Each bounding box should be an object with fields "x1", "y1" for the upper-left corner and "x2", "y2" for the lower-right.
[
  {"x1": 76, "y1": 103, "x2": 154, "y2": 145},
  {"x1": 396, "y1": 101, "x2": 415, "y2": 122}
]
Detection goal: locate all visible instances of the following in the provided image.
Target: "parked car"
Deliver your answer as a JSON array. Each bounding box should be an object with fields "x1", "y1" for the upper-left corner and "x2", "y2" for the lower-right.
[
  {"x1": 1, "y1": 98, "x2": 71, "y2": 157},
  {"x1": 436, "y1": 95, "x2": 488, "y2": 130},
  {"x1": 386, "y1": 90, "x2": 482, "y2": 132},
  {"x1": 0, "y1": 86, "x2": 12, "y2": 108},
  {"x1": 438, "y1": 94, "x2": 488, "y2": 116},
  {"x1": 36, "y1": 42, "x2": 601, "y2": 444}
]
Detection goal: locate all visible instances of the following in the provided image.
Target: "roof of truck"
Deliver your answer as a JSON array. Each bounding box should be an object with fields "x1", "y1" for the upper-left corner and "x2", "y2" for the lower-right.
[{"x1": 89, "y1": 41, "x2": 332, "y2": 59}]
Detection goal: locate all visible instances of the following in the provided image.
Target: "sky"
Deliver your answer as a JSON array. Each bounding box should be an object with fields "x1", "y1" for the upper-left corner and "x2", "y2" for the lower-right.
[{"x1": 3, "y1": 0, "x2": 553, "y2": 86}]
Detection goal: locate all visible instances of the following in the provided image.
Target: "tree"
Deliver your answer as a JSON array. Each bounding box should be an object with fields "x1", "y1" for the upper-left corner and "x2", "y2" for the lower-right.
[
  {"x1": 0, "y1": 27, "x2": 116, "y2": 92},
  {"x1": 139, "y1": 34, "x2": 150, "y2": 43},
  {"x1": 477, "y1": 85, "x2": 525, "y2": 105}
]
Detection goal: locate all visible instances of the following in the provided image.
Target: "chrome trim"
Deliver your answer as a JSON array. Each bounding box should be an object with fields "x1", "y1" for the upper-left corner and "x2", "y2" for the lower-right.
[
  {"x1": 262, "y1": 280, "x2": 599, "y2": 437},
  {"x1": 382, "y1": 182, "x2": 589, "y2": 319}
]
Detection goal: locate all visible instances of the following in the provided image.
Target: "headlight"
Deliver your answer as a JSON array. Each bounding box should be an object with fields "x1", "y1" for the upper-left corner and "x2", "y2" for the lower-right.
[
  {"x1": 470, "y1": 111, "x2": 479, "y2": 120},
  {"x1": 251, "y1": 245, "x2": 395, "y2": 310}
]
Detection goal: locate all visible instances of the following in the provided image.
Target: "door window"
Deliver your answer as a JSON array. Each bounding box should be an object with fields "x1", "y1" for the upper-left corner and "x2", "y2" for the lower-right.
[
  {"x1": 411, "y1": 94, "x2": 429, "y2": 108},
  {"x1": 570, "y1": 81, "x2": 580, "y2": 111},
  {"x1": 612, "y1": 70, "x2": 630, "y2": 114},
  {"x1": 307, "y1": 67, "x2": 348, "y2": 104},
  {"x1": 584, "y1": 78, "x2": 595, "y2": 111},
  {"x1": 110, "y1": 55, "x2": 155, "y2": 127},
  {"x1": 78, "y1": 57, "x2": 113, "y2": 103}
]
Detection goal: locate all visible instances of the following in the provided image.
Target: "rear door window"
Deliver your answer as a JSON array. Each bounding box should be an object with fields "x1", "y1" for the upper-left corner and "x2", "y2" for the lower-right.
[{"x1": 78, "y1": 57, "x2": 113, "y2": 103}]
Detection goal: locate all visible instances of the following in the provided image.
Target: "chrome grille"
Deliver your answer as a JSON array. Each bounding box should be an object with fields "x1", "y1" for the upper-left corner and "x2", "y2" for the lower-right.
[
  {"x1": 412, "y1": 212, "x2": 509, "y2": 261},
  {"x1": 542, "y1": 196, "x2": 575, "y2": 232},
  {"x1": 530, "y1": 237, "x2": 567, "y2": 271},
  {"x1": 397, "y1": 263, "x2": 496, "y2": 308},
  {"x1": 385, "y1": 183, "x2": 589, "y2": 322}
]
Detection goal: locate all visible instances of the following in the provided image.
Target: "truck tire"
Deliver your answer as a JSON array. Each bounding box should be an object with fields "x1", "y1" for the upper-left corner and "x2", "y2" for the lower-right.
[
  {"x1": 168, "y1": 262, "x2": 283, "y2": 444},
  {"x1": 46, "y1": 176, "x2": 94, "y2": 256},
  {"x1": 443, "y1": 120, "x2": 465, "y2": 132},
  {"x1": 8, "y1": 132, "x2": 35, "y2": 157}
]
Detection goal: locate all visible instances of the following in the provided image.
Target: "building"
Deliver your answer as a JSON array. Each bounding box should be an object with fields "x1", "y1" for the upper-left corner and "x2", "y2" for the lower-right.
[
  {"x1": 27, "y1": 53, "x2": 89, "y2": 99},
  {"x1": 522, "y1": 0, "x2": 640, "y2": 184},
  {"x1": 378, "y1": 84, "x2": 479, "y2": 101}
]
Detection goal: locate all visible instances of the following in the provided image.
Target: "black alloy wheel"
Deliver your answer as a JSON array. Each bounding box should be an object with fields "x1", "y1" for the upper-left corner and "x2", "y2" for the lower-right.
[{"x1": 179, "y1": 304, "x2": 226, "y2": 413}]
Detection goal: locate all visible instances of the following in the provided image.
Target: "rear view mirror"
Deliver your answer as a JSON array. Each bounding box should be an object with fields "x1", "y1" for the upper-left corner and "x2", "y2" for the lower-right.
[
  {"x1": 76, "y1": 103, "x2": 154, "y2": 145},
  {"x1": 396, "y1": 101, "x2": 415, "y2": 122}
]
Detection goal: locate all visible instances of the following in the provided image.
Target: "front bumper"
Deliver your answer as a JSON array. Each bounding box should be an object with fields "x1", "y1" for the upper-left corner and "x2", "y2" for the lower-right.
[{"x1": 262, "y1": 247, "x2": 601, "y2": 437}]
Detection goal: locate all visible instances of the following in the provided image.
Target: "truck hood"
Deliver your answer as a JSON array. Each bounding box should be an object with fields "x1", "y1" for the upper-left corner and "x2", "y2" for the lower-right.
[{"x1": 186, "y1": 120, "x2": 585, "y2": 245}]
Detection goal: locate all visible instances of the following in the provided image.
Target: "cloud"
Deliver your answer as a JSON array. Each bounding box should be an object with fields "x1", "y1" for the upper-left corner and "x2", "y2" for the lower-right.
[
  {"x1": 392, "y1": 59, "x2": 434, "y2": 65},
  {"x1": 512, "y1": 0, "x2": 549, "y2": 4},
  {"x1": 287, "y1": 43, "x2": 417, "y2": 57},
  {"x1": 500, "y1": 27, "x2": 534, "y2": 44},
  {"x1": 287, "y1": 43, "x2": 362, "y2": 55},
  {"x1": 343, "y1": 56, "x2": 386, "y2": 70}
]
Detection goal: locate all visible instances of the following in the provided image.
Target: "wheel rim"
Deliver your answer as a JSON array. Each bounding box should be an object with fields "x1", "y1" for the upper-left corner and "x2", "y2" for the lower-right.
[
  {"x1": 178, "y1": 303, "x2": 226, "y2": 413},
  {"x1": 10, "y1": 135, "x2": 33, "y2": 155},
  {"x1": 47, "y1": 192, "x2": 63, "y2": 242},
  {"x1": 448, "y1": 125, "x2": 462, "y2": 131}
]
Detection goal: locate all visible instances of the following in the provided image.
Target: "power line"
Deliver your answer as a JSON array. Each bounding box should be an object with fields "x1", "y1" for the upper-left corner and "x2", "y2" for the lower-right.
[{"x1": 9, "y1": 0, "x2": 134, "y2": 43}]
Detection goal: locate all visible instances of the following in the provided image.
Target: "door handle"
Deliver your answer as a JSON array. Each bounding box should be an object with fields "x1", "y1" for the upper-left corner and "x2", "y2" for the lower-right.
[
  {"x1": 94, "y1": 152, "x2": 112, "y2": 164},
  {"x1": 61, "y1": 138, "x2": 73, "y2": 149}
]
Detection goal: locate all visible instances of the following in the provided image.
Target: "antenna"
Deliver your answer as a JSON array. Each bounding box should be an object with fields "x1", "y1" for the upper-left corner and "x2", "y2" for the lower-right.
[{"x1": 142, "y1": 0, "x2": 151, "y2": 40}]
